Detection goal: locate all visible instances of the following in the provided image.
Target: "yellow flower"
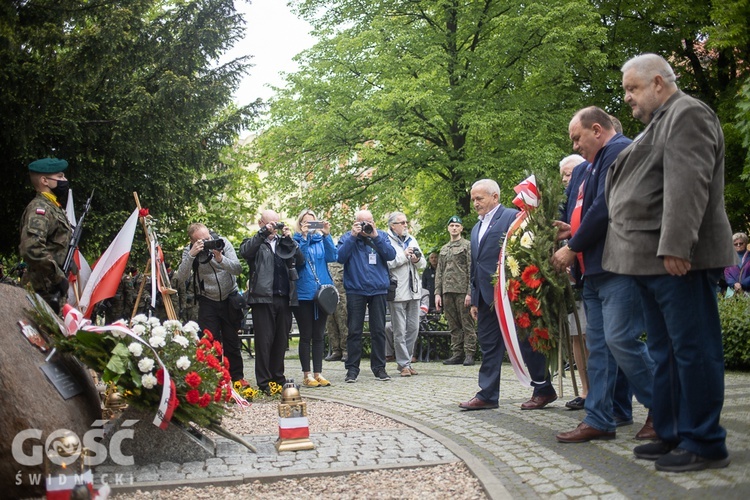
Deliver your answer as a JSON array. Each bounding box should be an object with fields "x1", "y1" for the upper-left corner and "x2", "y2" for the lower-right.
[
  {"x1": 520, "y1": 231, "x2": 534, "y2": 248},
  {"x1": 507, "y1": 255, "x2": 520, "y2": 277}
]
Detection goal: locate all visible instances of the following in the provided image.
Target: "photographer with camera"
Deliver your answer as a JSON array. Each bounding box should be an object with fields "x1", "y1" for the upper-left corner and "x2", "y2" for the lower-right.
[
  {"x1": 176, "y1": 223, "x2": 246, "y2": 386},
  {"x1": 385, "y1": 212, "x2": 426, "y2": 378},
  {"x1": 240, "y1": 210, "x2": 304, "y2": 395},
  {"x1": 336, "y1": 210, "x2": 397, "y2": 383}
]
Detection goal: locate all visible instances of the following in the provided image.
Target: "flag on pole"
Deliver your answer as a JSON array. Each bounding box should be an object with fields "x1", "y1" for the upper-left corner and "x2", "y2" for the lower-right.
[
  {"x1": 65, "y1": 190, "x2": 92, "y2": 304},
  {"x1": 78, "y1": 209, "x2": 139, "y2": 318}
]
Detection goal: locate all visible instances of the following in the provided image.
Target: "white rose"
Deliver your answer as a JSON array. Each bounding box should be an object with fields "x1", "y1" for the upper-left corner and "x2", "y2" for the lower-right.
[
  {"x1": 151, "y1": 326, "x2": 167, "y2": 338},
  {"x1": 172, "y1": 335, "x2": 189, "y2": 348},
  {"x1": 149, "y1": 336, "x2": 166, "y2": 348},
  {"x1": 131, "y1": 324, "x2": 146, "y2": 336},
  {"x1": 148, "y1": 317, "x2": 161, "y2": 327},
  {"x1": 141, "y1": 373, "x2": 157, "y2": 389},
  {"x1": 176, "y1": 356, "x2": 191, "y2": 370},
  {"x1": 128, "y1": 343, "x2": 143, "y2": 357},
  {"x1": 131, "y1": 314, "x2": 148, "y2": 325},
  {"x1": 138, "y1": 358, "x2": 155, "y2": 373},
  {"x1": 164, "y1": 320, "x2": 182, "y2": 331},
  {"x1": 183, "y1": 321, "x2": 200, "y2": 335}
]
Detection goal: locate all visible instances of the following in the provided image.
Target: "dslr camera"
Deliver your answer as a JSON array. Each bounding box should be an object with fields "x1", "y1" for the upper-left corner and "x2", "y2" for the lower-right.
[
  {"x1": 360, "y1": 221, "x2": 375, "y2": 235},
  {"x1": 411, "y1": 248, "x2": 422, "y2": 260},
  {"x1": 203, "y1": 238, "x2": 225, "y2": 251}
]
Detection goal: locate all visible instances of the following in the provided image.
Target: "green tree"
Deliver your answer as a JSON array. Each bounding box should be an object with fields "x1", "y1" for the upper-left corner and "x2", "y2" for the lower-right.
[
  {"x1": 252, "y1": 0, "x2": 607, "y2": 240},
  {"x1": 0, "y1": 0, "x2": 260, "y2": 266}
]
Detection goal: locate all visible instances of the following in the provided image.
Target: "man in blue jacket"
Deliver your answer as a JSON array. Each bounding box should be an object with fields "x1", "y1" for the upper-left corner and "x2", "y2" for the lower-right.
[
  {"x1": 337, "y1": 209, "x2": 397, "y2": 383},
  {"x1": 552, "y1": 106, "x2": 655, "y2": 443}
]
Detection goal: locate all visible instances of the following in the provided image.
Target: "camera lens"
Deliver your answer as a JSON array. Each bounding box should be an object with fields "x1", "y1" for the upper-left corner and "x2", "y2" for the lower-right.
[
  {"x1": 275, "y1": 222, "x2": 285, "y2": 230},
  {"x1": 362, "y1": 222, "x2": 374, "y2": 234}
]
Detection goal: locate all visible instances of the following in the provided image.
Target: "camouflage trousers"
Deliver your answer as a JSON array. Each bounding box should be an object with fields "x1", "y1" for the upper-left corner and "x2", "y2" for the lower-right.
[
  {"x1": 325, "y1": 294, "x2": 348, "y2": 355},
  {"x1": 442, "y1": 292, "x2": 476, "y2": 356}
]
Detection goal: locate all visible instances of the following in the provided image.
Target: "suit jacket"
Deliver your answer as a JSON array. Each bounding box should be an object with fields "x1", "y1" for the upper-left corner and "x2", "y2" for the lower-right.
[
  {"x1": 604, "y1": 90, "x2": 735, "y2": 274},
  {"x1": 470, "y1": 205, "x2": 519, "y2": 306}
]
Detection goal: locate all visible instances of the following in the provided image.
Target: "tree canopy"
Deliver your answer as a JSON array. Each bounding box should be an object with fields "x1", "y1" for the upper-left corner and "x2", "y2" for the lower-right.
[
  {"x1": 0, "y1": 0, "x2": 260, "y2": 267},
  {"x1": 252, "y1": 0, "x2": 750, "y2": 250}
]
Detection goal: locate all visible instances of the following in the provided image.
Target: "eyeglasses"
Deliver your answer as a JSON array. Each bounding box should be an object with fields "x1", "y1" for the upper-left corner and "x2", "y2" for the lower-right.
[
  {"x1": 734, "y1": 242, "x2": 746, "y2": 247},
  {"x1": 393, "y1": 221, "x2": 408, "y2": 225}
]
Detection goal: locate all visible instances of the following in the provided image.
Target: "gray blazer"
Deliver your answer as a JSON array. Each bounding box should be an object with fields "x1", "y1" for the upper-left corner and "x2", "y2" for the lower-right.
[{"x1": 603, "y1": 90, "x2": 734, "y2": 275}]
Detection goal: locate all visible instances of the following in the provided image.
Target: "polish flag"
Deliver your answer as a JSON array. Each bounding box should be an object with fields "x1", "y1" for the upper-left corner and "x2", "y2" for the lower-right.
[
  {"x1": 278, "y1": 416, "x2": 310, "y2": 440},
  {"x1": 65, "y1": 190, "x2": 92, "y2": 304},
  {"x1": 78, "y1": 209, "x2": 139, "y2": 318}
]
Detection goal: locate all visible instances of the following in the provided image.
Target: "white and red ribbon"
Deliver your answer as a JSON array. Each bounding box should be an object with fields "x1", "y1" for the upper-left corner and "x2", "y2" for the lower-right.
[
  {"x1": 278, "y1": 416, "x2": 310, "y2": 440},
  {"x1": 62, "y1": 305, "x2": 177, "y2": 429},
  {"x1": 230, "y1": 388, "x2": 251, "y2": 408},
  {"x1": 495, "y1": 174, "x2": 545, "y2": 387}
]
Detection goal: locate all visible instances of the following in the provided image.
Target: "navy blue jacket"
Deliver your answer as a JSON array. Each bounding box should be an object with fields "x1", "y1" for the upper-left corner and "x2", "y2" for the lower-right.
[
  {"x1": 470, "y1": 205, "x2": 519, "y2": 306},
  {"x1": 566, "y1": 133, "x2": 632, "y2": 276}
]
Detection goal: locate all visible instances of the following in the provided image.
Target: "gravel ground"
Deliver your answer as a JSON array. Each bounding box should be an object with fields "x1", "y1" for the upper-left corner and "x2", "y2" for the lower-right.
[{"x1": 109, "y1": 401, "x2": 488, "y2": 499}]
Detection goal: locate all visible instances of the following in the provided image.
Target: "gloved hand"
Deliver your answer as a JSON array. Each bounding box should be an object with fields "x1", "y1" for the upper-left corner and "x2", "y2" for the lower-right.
[{"x1": 57, "y1": 278, "x2": 69, "y2": 296}]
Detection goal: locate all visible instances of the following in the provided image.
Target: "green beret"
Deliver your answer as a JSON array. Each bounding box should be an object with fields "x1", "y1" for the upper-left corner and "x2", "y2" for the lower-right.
[
  {"x1": 28, "y1": 158, "x2": 68, "y2": 173},
  {"x1": 447, "y1": 215, "x2": 463, "y2": 225}
]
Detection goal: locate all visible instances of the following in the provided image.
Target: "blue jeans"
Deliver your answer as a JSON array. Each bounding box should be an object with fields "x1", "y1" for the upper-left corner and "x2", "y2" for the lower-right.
[
  {"x1": 345, "y1": 293, "x2": 387, "y2": 377},
  {"x1": 634, "y1": 270, "x2": 727, "y2": 460},
  {"x1": 582, "y1": 273, "x2": 654, "y2": 432}
]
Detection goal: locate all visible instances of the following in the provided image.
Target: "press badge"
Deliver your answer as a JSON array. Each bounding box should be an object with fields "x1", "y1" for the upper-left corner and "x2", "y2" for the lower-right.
[{"x1": 369, "y1": 253, "x2": 377, "y2": 264}]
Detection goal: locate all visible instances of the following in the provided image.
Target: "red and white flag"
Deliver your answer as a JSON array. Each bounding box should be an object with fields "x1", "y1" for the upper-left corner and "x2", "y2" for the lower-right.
[
  {"x1": 78, "y1": 209, "x2": 139, "y2": 318},
  {"x1": 65, "y1": 190, "x2": 92, "y2": 304}
]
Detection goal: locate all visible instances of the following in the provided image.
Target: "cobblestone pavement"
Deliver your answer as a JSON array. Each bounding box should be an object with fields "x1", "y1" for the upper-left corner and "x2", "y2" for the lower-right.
[{"x1": 98, "y1": 346, "x2": 750, "y2": 499}]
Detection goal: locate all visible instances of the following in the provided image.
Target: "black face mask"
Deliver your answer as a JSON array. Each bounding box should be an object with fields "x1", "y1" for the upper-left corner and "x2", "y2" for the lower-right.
[{"x1": 51, "y1": 179, "x2": 69, "y2": 204}]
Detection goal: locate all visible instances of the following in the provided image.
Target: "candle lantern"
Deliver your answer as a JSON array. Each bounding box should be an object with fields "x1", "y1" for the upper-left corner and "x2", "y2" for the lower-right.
[{"x1": 275, "y1": 380, "x2": 314, "y2": 452}]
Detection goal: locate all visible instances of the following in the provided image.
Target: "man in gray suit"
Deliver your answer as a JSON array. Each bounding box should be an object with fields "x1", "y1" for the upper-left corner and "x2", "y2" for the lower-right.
[
  {"x1": 604, "y1": 53, "x2": 734, "y2": 472},
  {"x1": 458, "y1": 179, "x2": 556, "y2": 411}
]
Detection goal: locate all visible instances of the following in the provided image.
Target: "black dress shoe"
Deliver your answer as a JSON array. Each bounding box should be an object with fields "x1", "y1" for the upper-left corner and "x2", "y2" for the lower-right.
[
  {"x1": 443, "y1": 355, "x2": 464, "y2": 365},
  {"x1": 565, "y1": 396, "x2": 586, "y2": 410}
]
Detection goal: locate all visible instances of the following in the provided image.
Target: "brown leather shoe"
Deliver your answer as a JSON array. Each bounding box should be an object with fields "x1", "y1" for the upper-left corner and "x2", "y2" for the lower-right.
[
  {"x1": 556, "y1": 422, "x2": 616, "y2": 443},
  {"x1": 635, "y1": 415, "x2": 657, "y2": 440},
  {"x1": 520, "y1": 393, "x2": 558, "y2": 410},
  {"x1": 458, "y1": 397, "x2": 499, "y2": 411}
]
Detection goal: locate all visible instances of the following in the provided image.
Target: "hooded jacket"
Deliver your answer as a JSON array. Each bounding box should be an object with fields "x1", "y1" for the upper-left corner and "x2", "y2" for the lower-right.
[{"x1": 294, "y1": 231, "x2": 337, "y2": 301}]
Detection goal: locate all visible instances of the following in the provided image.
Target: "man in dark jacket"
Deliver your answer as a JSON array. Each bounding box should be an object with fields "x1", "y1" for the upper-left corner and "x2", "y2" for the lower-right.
[
  {"x1": 240, "y1": 210, "x2": 303, "y2": 394},
  {"x1": 337, "y1": 209, "x2": 396, "y2": 383}
]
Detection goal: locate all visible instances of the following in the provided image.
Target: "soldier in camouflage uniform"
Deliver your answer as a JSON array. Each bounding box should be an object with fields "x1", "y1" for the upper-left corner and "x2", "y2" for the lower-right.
[
  {"x1": 177, "y1": 273, "x2": 200, "y2": 324},
  {"x1": 105, "y1": 270, "x2": 135, "y2": 323},
  {"x1": 434, "y1": 215, "x2": 477, "y2": 366},
  {"x1": 324, "y1": 261, "x2": 348, "y2": 361},
  {"x1": 19, "y1": 158, "x2": 73, "y2": 313}
]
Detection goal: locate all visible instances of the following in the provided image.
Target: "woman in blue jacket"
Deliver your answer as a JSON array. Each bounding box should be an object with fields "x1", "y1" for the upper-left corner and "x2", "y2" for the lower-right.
[{"x1": 293, "y1": 209, "x2": 338, "y2": 387}]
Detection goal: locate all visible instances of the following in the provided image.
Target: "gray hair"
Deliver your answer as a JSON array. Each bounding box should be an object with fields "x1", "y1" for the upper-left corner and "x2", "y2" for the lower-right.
[
  {"x1": 472, "y1": 179, "x2": 500, "y2": 197},
  {"x1": 733, "y1": 232, "x2": 749, "y2": 244},
  {"x1": 388, "y1": 211, "x2": 407, "y2": 226},
  {"x1": 621, "y1": 53, "x2": 677, "y2": 86},
  {"x1": 559, "y1": 154, "x2": 586, "y2": 171}
]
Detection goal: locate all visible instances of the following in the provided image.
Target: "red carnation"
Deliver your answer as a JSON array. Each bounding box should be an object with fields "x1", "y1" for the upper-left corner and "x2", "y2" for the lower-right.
[
  {"x1": 223, "y1": 357, "x2": 231, "y2": 369},
  {"x1": 507, "y1": 279, "x2": 521, "y2": 302},
  {"x1": 207, "y1": 354, "x2": 221, "y2": 370},
  {"x1": 525, "y1": 296, "x2": 542, "y2": 316},
  {"x1": 155, "y1": 368, "x2": 164, "y2": 385},
  {"x1": 196, "y1": 348, "x2": 206, "y2": 362},
  {"x1": 214, "y1": 387, "x2": 223, "y2": 402},
  {"x1": 533, "y1": 327, "x2": 549, "y2": 339},
  {"x1": 225, "y1": 388, "x2": 233, "y2": 402},
  {"x1": 185, "y1": 371, "x2": 202, "y2": 388},
  {"x1": 199, "y1": 393, "x2": 212, "y2": 408},
  {"x1": 222, "y1": 369, "x2": 231, "y2": 383},
  {"x1": 213, "y1": 341, "x2": 223, "y2": 356},
  {"x1": 516, "y1": 313, "x2": 531, "y2": 328},
  {"x1": 202, "y1": 330, "x2": 214, "y2": 342},
  {"x1": 186, "y1": 389, "x2": 200, "y2": 405},
  {"x1": 521, "y1": 265, "x2": 543, "y2": 289},
  {"x1": 138, "y1": 208, "x2": 149, "y2": 218}
]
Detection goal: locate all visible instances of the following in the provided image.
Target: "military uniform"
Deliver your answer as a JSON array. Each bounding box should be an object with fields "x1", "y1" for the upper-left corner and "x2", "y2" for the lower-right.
[
  {"x1": 177, "y1": 275, "x2": 199, "y2": 324},
  {"x1": 19, "y1": 159, "x2": 73, "y2": 313},
  {"x1": 105, "y1": 272, "x2": 135, "y2": 323},
  {"x1": 435, "y1": 236, "x2": 476, "y2": 359},
  {"x1": 324, "y1": 261, "x2": 348, "y2": 360}
]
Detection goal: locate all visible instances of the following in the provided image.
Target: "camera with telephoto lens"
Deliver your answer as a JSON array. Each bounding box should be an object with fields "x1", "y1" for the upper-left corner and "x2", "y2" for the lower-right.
[
  {"x1": 275, "y1": 222, "x2": 285, "y2": 231},
  {"x1": 361, "y1": 222, "x2": 374, "y2": 235},
  {"x1": 411, "y1": 248, "x2": 422, "y2": 260},
  {"x1": 202, "y1": 238, "x2": 225, "y2": 251}
]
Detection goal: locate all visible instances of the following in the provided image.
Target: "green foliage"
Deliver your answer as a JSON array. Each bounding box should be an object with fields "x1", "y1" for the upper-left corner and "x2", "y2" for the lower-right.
[
  {"x1": 0, "y1": 0, "x2": 259, "y2": 267},
  {"x1": 719, "y1": 293, "x2": 750, "y2": 370}
]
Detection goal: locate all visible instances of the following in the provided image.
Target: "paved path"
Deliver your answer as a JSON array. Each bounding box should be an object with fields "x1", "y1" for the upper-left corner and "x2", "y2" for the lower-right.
[{"x1": 99, "y1": 350, "x2": 750, "y2": 499}]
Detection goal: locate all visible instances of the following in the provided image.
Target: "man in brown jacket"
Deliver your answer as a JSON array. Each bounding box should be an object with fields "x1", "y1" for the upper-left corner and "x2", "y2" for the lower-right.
[{"x1": 604, "y1": 53, "x2": 734, "y2": 472}]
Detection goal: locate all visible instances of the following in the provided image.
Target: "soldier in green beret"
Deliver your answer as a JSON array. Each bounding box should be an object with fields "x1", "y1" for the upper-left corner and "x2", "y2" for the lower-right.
[
  {"x1": 19, "y1": 158, "x2": 73, "y2": 313},
  {"x1": 435, "y1": 215, "x2": 477, "y2": 365}
]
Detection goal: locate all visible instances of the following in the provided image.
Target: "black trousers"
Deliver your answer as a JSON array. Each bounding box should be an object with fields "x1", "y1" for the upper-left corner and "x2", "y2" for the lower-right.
[
  {"x1": 292, "y1": 300, "x2": 328, "y2": 373},
  {"x1": 251, "y1": 296, "x2": 291, "y2": 390},
  {"x1": 198, "y1": 295, "x2": 244, "y2": 381}
]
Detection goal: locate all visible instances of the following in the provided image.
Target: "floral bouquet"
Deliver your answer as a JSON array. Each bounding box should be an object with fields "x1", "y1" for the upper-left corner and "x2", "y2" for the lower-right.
[
  {"x1": 26, "y1": 299, "x2": 242, "y2": 429},
  {"x1": 497, "y1": 172, "x2": 575, "y2": 375}
]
